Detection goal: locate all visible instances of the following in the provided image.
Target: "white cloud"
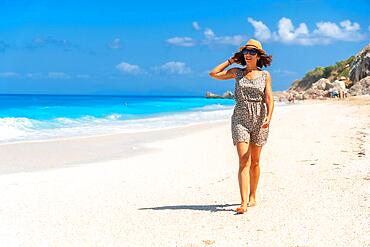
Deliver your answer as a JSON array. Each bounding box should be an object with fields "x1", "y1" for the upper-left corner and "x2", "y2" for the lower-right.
[
  {"x1": 25, "y1": 72, "x2": 89, "y2": 79},
  {"x1": 108, "y1": 38, "x2": 122, "y2": 49},
  {"x1": 340, "y1": 20, "x2": 360, "y2": 32},
  {"x1": 203, "y1": 28, "x2": 244, "y2": 46},
  {"x1": 47, "y1": 72, "x2": 71, "y2": 79},
  {"x1": 116, "y1": 62, "x2": 141, "y2": 75},
  {"x1": 0, "y1": 72, "x2": 91, "y2": 80},
  {"x1": 32, "y1": 37, "x2": 68, "y2": 47},
  {"x1": 204, "y1": 28, "x2": 215, "y2": 40},
  {"x1": 247, "y1": 17, "x2": 272, "y2": 42},
  {"x1": 248, "y1": 17, "x2": 366, "y2": 45},
  {"x1": 192, "y1": 21, "x2": 201, "y2": 31},
  {"x1": 214, "y1": 35, "x2": 244, "y2": 46},
  {"x1": 26, "y1": 36, "x2": 77, "y2": 51},
  {"x1": 0, "y1": 72, "x2": 20, "y2": 78},
  {"x1": 312, "y1": 20, "x2": 364, "y2": 41},
  {"x1": 312, "y1": 22, "x2": 341, "y2": 37},
  {"x1": 275, "y1": 17, "x2": 310, "y2": 44},
  {"x1": 168, "y1": 24, "x2": 245, "y2": 47},
  {"x1": 166, "y1": 37, "x2": 196, "y2": 47},
  {"x1": 153, "y1": 61, "x2": 191, "y2": 75}
]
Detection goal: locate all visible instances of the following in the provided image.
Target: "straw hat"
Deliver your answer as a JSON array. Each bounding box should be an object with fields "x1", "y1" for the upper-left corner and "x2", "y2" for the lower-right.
[{"x1": 239, "y1": 39, "x2": 266, "y2": 55}]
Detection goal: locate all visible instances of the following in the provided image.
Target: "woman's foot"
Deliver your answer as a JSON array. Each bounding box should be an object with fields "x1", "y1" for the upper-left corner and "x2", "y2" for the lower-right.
[
  {"x1": 248, "y1": 196, "x2": 256, "y2": 207},
  {"x1": 235, "y1": 203, "x2": 248, "y2": 214}
]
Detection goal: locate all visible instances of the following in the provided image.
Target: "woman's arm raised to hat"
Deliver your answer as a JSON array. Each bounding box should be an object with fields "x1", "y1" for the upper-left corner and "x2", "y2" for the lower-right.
[{"x1": 209, "y1": 59, "x2": 238, "y2": 80}]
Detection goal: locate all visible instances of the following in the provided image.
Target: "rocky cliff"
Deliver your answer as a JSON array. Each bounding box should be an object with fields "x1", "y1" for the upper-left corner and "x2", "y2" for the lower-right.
[
  {"x1": 205, "y1": 91, "x2": 234, "y2": 99},
  {"x1": 288, "y1": 44, "x2": 370, "y2": 98},
  {"x1": 349, "y1": 44, "x2": 370, "y2": 83}
]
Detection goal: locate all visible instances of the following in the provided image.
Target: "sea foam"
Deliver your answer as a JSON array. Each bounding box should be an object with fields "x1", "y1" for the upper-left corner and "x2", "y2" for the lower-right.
[{"x1": 0, "y1": 104, "x2": 234, "y2": 144}]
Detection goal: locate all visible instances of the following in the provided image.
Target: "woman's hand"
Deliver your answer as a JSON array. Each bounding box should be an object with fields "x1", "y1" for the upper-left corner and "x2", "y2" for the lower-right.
[
  {"x1": 261, "y1": 116, "x2": 271, "y2": 128},
  {"x1": 208, "y1": 51, "x2": 242, "y2": 80},
  {"x1": 229, "y1": 52, "x2": 243, "y2": 64}
]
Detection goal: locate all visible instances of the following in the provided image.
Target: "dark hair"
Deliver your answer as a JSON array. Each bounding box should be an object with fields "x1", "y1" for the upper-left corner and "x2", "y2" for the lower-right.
[{"x1": 234, "y1": 51, "x2": 273, "y2": 68}]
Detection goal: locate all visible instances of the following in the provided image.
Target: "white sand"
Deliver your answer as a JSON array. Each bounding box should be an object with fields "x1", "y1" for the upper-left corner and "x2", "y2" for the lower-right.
[{"x1": 0, "y1": 97, "x2": 369, "y2": 247}]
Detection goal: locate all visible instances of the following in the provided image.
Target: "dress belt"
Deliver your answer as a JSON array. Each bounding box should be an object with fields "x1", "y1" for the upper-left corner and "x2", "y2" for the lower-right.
[
  {"x1": 242, "y1": 99, "x2": 265, "y2": 103},
  {"x1": 235, "y1": 101, "x2": 265, "y2": 109}
]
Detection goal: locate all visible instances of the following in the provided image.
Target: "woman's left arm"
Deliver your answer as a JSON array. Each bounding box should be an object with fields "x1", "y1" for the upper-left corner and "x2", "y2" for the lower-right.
[{"x1": 262, "y1": 71, "x2": 274, "y2": 128}]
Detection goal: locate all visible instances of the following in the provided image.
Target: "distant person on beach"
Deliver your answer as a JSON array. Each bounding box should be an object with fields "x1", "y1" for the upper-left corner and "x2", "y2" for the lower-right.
[
  {"x1": 338, "y1": 80, "x2": 346, "y2": 99},
  {"x1": 288, "y1": 94, "x2": 295, "y2": 103},
  {"x1": 209, "y1": 39, "x2": 274, "y2": 214}
]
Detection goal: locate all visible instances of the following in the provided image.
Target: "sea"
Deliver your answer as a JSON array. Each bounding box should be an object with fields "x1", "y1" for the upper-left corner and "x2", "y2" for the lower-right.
[{"x1": 0, "y1": 94, "x2": 237, "y2": 144}]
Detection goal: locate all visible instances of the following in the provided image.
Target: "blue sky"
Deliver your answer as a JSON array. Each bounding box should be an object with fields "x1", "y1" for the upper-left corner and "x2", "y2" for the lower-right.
[{"x1": 0, "y1": 0, "x2": 369, "y2": 96}]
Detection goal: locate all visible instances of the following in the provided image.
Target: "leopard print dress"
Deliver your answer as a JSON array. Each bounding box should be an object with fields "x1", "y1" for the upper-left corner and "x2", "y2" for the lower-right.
[{"x1": 231, "y1": 68, "x2": 269, "y2": 146}]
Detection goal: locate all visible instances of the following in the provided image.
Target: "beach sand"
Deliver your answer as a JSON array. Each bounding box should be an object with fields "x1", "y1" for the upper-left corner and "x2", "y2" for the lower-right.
[{"x1": 0, "y1": 96, "x2": 369, "y2": 246}]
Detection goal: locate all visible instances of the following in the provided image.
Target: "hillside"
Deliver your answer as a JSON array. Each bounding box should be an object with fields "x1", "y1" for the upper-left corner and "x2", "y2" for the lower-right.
[
  {"x1": 289, "y1": 56, "x2": 355, "y2": 91},
  {"x1": 288, "y1": 44, "x2": 370, "y2": 98}
]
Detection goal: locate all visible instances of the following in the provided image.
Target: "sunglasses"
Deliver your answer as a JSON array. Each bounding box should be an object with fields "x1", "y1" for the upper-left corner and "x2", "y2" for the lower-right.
[{"x1": 242, "y1": 48, "x2": 259, "y2": 56}]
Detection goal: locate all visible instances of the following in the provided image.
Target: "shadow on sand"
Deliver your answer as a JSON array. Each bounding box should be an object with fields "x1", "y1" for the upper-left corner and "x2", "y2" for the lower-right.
[{"x1": 138, "y1": 203, "x2": 239, "y2": 213}]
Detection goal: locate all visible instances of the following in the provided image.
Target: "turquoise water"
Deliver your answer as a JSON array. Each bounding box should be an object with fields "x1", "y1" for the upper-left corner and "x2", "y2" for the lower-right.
[{"x1": 0, "y1": 94, "x2": 235, "y2": 143}]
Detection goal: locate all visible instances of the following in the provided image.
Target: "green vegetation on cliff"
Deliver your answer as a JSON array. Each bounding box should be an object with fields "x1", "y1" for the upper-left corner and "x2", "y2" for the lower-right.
[{"x1": 290, "y1": 56, "x2": 355, "y2": 91}]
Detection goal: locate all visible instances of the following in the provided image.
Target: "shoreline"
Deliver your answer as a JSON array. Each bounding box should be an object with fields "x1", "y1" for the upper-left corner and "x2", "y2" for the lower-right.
[
  {"x1": 0, "y1": 106, "x2": 235, "y2": 145},
  {"x1": 4, "y1": 95, "x2": 355, "y2": 146},
  {"x1": 1, "y1": 96, "x2": 353, "y2": 147},
  {"x1": 0, "y1": 118, "x2": 231, "y2": 146},
  {"x1": 0, "y1": 119, "x2": 230, "y2": 175}
]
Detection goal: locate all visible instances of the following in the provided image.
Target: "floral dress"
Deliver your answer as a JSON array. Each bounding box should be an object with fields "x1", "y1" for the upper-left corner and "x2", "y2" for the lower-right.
[{"x1": 231, "y1": 68, "x2": 269, "y2": 146}]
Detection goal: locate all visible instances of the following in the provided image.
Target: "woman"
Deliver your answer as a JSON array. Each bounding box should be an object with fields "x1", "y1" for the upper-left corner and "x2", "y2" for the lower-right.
[{"x1": 209, "y1": 39, "x2": 274, "y2": 214}]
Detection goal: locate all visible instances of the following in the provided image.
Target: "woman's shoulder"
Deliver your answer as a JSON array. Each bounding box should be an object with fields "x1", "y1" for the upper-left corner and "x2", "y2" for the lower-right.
[
  {"x1": 253, "y1": 68, "x2": 268, "y2": 78},
  {"x1": 261, "y1": 69, "x2": 270, "y2": 77}
]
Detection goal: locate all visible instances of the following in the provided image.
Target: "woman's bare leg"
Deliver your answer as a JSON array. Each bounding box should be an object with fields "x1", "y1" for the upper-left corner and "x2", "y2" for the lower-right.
[
  {"x1": 249, "y1": 143, "x2": 263, "y2": 206},
  {"x1": 236, "y1": 142, "x2": 251, "y2": 210}
]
